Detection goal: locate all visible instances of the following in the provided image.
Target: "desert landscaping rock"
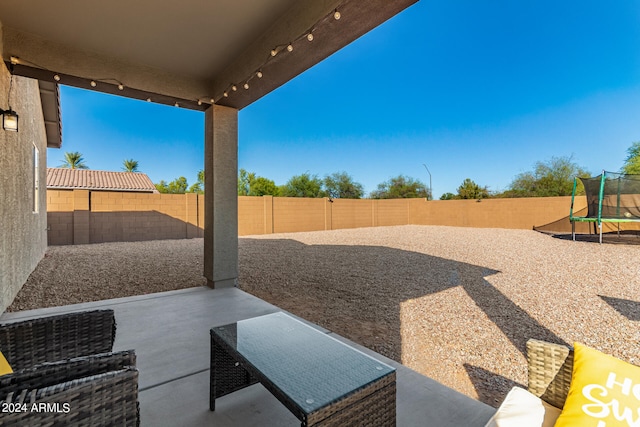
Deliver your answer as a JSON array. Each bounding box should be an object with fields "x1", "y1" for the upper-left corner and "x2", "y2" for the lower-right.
[{"x1": 9, "y1": 225, "x2": 640, "y2": 407}]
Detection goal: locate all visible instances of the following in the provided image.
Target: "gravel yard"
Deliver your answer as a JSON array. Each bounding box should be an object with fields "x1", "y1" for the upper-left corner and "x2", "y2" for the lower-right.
[{"x1": 8, "y1": 225, "x2": 640, "y2": 407}]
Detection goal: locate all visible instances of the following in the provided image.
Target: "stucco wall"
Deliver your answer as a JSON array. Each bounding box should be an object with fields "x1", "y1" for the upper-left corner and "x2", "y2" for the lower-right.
[
  {"x1": 47, "y1": 191, "x2": 205, "y2": 245},
  {"x1": 273, "y1": 197, "x2": 327, "y2": 233},
  {"x1": 0, "y1": 69, "x2": 48, "y2": 313},
  {"x1": 48, "y1": 191, "x2": 599, "y2": 245},
  {"x1": 410, "y1": 196, "x2": 589, "y2": 230}
]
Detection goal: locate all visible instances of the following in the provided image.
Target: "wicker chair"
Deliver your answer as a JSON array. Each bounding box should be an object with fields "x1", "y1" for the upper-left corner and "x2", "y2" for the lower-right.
[
  {"x1": 0, "y1": 310, "x2": 139, "y2": 426},
  {"x1": 0, "y1": 309, "x2": 116, "y2": 369},
  {"x1": 526, "y1": 339, "x2": 574, "y2": 409}
]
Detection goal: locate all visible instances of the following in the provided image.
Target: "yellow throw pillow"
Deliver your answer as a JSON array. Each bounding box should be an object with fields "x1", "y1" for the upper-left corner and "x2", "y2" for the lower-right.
[
  {"x1": 0, "y1": 350, "x2": 13, "y2": 375},
  {"x1": 554, "y1": 342, "x2": 640, "y2": 427}
]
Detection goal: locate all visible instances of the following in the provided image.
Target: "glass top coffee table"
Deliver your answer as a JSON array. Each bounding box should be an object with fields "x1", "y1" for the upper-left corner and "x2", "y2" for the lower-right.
[{"x1": 210, "y1": 312, "x2": 396, "y2": 426}]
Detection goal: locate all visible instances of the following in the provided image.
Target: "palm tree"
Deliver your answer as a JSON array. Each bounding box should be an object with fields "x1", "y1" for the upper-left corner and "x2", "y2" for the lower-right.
[
  {"x1": 122, "y1": 159, "x2": 139, "y2": 173},
  {"x1": 60, "y1": 151, "x2": 88, "y2": 169}
]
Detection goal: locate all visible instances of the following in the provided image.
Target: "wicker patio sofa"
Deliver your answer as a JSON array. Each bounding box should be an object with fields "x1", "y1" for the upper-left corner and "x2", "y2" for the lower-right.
[
  {"x1": 525, "y1": 339, "x2": 574, "y2": 409},
  {"x1": 484, "y1": 339, "x2": 574, "y2": 427},
  {"x1": 0, "y1": 310, "x2": 139, "y2": 426}
]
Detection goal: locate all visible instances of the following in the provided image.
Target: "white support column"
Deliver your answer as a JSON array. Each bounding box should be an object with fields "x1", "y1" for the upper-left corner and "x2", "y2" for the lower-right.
[{"x1": 204, "y1": 105, "x2": 238, "y2": 288}]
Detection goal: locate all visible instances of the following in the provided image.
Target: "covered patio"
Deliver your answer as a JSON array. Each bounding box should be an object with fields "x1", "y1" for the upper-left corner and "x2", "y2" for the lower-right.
[
  {"x1": 0, "y1": 287, "x2": 495, "y2": 426},
  {"x1": 2, "y1": 1, "x2": 494, "y2": 425},
  {"x1": 0, "y1": 0, "x2": 423, "y2": 290}
]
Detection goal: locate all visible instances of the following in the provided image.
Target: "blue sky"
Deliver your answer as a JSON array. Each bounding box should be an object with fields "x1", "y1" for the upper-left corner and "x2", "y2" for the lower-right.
[{"x1": 47, "y1": 0, "x2": 640, "y2": 198}]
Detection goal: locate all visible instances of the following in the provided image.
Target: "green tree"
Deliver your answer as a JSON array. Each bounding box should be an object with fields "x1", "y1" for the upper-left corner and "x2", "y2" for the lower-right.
[
  {"x1": 155, "y1": 177, "x2": 189, "y2": 194},
  {"x1": 238, "y1": 169, "x2": 255, "y2": 196},
  {"x1": 456, "y1": 178, "x2": 490, "y2": 199},
  {"x1": 168, "y1": 177, "x2": 188, "y2": 194},
  {"x1": 440, "y1": 192, "x2": 457, "y2": 200},
  {"x1": 501, "y1": 156, "x2": 590, "y2": 197},
  {"x1": 280, "y1": 173, "x2": 324, "y2": 198},
  {"x1": 323, "y1": 172, "x2": 364, "y2": 199},
  {"x1": 155, "y1": 180, "x2": 169, "y2": 193},
  {"x1": 122, "y1": 159, "x2": 139, "y2": 172},
  {"x1": 188, "y1": 170, "x2": 204, "y2": 194},
  {"x1": 370, "y1": 175, "x2": 429, "y2": 199},
  {"x1": 60, "y1": 151, "x2": 88, "y2": 169},
  {"x1": 250, "y1": 177, "x2": 279, "y2": 196},
  {"x1": 237, "y1": 169, "x2": 279, "y2": 196},
  {"x1": 621, "y1": 141, "x2": 640, "y2": 175}
]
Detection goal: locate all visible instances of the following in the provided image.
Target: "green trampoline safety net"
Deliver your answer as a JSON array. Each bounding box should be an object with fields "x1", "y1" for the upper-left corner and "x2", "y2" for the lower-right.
[{"x1": 573, "y1": 171, "x2": 640, "y2": 222}]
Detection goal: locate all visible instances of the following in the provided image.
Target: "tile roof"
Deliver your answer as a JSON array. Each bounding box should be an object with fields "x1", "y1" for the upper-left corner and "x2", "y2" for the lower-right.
[{"x1": 47, "y1": 168, "x2": 158, "y2": 192}]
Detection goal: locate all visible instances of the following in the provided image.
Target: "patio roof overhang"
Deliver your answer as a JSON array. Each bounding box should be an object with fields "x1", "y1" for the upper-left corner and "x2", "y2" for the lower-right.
[{"x1": 0, "y1": 0, "x2": 418, "y2": 111}]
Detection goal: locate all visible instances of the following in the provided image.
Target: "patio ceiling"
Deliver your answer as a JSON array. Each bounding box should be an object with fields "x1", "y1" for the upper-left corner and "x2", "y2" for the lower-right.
[{"x1": 0, "y1": 0, "x2": 417, "y2": 111}]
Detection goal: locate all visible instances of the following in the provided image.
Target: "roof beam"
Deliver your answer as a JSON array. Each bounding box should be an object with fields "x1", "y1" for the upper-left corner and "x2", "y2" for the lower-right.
[
  {"x1": 1, "y1": 0, "x2": 417, "y2": 111},
  {"x1": 38, "y1": 81, "x2": 62, "y2": 148},
  {"x1": 2, "y1": 26, "x2": 211, "y2": 109}
]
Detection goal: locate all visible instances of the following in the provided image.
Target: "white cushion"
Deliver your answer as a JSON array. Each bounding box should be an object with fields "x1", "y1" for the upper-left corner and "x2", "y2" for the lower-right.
[{"x1": 484, "y1": 387, "x2": 562, "y2": 427}]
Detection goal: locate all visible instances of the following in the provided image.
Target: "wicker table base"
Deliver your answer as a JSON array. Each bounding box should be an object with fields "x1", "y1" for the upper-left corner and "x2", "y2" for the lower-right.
[{"x1": 209, "y1": 313, "x2": 396, "y2": 427}]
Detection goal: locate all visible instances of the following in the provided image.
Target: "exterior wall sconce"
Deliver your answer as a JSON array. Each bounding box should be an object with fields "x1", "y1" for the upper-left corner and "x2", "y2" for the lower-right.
[
  {"x1": 1, "y1": 108, "x2": 18, "y2": 132},
  {"x1": 4, "y1": 64, "x2": 19, "y2": 132}
]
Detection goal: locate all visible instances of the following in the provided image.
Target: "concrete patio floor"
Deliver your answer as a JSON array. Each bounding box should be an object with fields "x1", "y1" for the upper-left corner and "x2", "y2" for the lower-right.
[{"x1": 0, "y1": 286, "x2": 495, "y2": 426}]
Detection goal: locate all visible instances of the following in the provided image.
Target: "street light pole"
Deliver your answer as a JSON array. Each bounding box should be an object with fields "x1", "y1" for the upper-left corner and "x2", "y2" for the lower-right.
[{"x1": 422, "y1": 164, "x2": 432, "y2": 201}]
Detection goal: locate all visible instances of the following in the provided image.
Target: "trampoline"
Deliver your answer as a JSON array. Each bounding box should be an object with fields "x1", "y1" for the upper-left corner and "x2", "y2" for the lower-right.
[{"x1": 570, "y1": 171, "x2": 640, "y2": 243}]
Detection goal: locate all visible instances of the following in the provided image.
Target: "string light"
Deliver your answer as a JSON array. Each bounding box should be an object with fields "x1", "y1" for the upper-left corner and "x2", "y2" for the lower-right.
[
  {"x1": 12, "y1": 5, "x2": 344, "y2": 108},
  {"x1": 214, "y1": 6, "x2": 342, "y2": 102},
  {"x1": 9, "y1": 6, "x2": 344, "y2": 110},
  {"x1": 5, "y1": 57, "x2": 128, "y2": 97}
]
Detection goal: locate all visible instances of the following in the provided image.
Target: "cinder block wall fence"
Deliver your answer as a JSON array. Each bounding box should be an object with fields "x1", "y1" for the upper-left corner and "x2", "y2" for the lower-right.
[{"x1": 47, "y1": 190, "x2": 589, "y2": 245}]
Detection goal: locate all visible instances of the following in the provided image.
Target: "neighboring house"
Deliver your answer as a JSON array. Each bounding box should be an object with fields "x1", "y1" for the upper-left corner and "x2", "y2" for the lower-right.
[
  {"x1": 46, "y1": 168, "x2": 196, "y2": 246},
  {"x1": 47, "y1": 168, "x2": 159, "y2": 193}
]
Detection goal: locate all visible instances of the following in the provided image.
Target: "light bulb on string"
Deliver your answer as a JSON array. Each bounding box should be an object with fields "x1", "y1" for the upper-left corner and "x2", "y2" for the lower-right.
[
  {"x1": 118, "y1": 84, "x2": 124, "y2": 90},
  {"x1": 53, "y1": 74, "x2": 61, "y2": 81},
  {"x1": 90, "y1": 81, "x2": 97, "y2": 87},
  {"x1": 209, "y1": 6, "x2": 344, "y2": 108}
]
